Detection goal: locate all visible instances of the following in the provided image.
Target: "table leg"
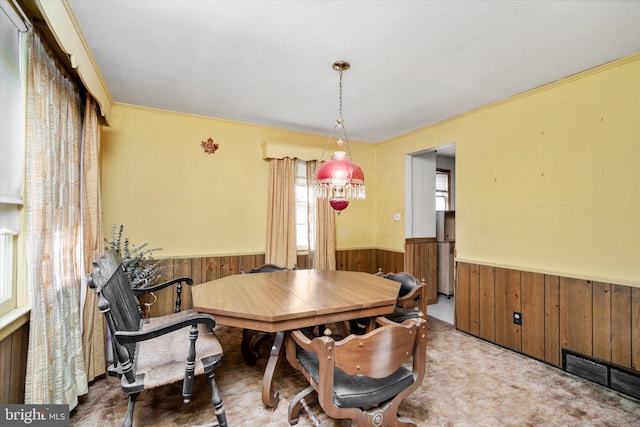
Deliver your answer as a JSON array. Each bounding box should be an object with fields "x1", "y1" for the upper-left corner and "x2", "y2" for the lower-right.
[{"x1": 262, "y1": 331, "x2": 285, "y2": 408}]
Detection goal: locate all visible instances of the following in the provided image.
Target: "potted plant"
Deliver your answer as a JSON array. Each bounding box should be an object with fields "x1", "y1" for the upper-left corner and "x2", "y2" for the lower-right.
[{"x1": 105, "y1": 224, "x2": 166, "y2": 316}]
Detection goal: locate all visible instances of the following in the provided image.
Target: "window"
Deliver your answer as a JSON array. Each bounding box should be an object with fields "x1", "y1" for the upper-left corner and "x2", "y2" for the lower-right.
[
  {"x1": 0, "y1": 0, "x2": 29, "y2": 317},
  {"x1": 0, "y1": 231, "x2": 16, "y2": 314},
  {"x1": 435, "y1": 169, "x2": 450, "y2": 211},
  {"x1": 294, "y1": 159, "x2": 314, "y2": 251}
]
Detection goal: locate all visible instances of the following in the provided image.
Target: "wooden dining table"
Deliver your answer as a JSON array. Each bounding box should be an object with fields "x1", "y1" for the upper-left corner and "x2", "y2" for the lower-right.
[{"x1": 191, "y1": 269, "x2": 401, "y2": 408}]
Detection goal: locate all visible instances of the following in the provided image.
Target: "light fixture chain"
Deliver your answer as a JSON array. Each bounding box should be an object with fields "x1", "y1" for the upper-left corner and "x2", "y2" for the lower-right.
[{"x1": 338, "y1": 69, "x2": 343, "y2": 121}]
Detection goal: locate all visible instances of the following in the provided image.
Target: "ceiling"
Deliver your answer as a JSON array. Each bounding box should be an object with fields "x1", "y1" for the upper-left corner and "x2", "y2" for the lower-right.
[{"x1": 67, "y1": 1, "x2": 639, "y2": 146}]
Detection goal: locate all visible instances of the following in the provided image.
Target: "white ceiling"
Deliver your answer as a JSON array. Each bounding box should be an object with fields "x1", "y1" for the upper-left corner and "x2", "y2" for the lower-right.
[{"x1": 68, "y1": 0, "x2": 640, "y2": 145}]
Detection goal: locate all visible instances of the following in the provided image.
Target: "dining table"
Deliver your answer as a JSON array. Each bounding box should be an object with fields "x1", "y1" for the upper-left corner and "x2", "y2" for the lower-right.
[{"x1": 191, "y1": 269, "x2": 401, "y2": 408}]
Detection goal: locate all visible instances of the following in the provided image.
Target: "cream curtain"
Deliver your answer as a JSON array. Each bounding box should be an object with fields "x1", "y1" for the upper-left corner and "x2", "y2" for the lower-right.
[
  {"x1": 265, "y1": 157, "x2": 297, "y2": 268},
  {"x1": 307, "y1": 161, "x2": 336, "y2": 270},
  {"x1": 24, "y1": 30, "x2": 88, "y2": 408},
  {"x1": 81, "y1": 96, "x2": 105, "y2": 382}
]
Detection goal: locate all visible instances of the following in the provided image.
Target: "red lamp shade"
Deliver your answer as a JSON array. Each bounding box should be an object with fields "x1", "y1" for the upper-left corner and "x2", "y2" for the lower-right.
[{"x1": 315, "y1": 151, "x2": 365, "y2": 212}]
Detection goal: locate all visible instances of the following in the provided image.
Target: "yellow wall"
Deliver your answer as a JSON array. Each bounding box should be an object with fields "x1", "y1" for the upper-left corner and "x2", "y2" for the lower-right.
[
  {"x1": 101, "y1": 104, "x2": 376, "y2": 257},
  {"x1": 375, "y1": 55, "x2": 640, "y2": 287},
  {"x1": 103, "y1": 56, "x2": 639, "y2": 287}
]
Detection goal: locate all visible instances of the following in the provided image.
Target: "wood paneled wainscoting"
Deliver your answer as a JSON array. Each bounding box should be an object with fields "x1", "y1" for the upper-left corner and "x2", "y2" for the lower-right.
[
  {"x1": 456, "y1": 262, "x2": 640, "y2": 376},
  {"x1": 404, "y1": 238, "x2": 439, "y2": 305},
  {"x1": 145, "y1": 248, "x2": 406, "y2": 318},
  {"x1": 0, "y1": 322, "x2": 29, "y2": 403}
]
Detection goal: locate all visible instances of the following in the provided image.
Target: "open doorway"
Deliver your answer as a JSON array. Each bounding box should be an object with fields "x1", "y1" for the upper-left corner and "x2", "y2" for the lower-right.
[{"x1": 405, "y1": 143, "x2": 456, "y2": 324}]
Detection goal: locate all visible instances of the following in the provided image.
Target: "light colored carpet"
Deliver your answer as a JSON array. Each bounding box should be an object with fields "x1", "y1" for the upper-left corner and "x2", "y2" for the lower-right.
[{"x1": 70, "y1": 317, "x2": 640, "y2": 426}]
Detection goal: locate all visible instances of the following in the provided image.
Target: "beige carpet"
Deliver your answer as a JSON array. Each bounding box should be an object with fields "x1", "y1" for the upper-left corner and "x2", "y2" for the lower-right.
[{"x1": 70, "y1": 317, "x2": 640, "y2": 426}]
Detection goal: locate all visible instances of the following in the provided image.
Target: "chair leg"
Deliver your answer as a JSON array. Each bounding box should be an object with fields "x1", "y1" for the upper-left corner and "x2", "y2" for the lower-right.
[
  {"x1": 206, "y1": 368, "x2": 228, "y2": 427},
  {"x1": 121, "y1": 392, "x2": 139, "y2": 427},
  {"x1": 288, "y1": 385, "x2": 316, "y2": 425},
  {"x1": 183, "y1": 325, "x2": 199, "y2": 402},
  {"x1": 202, "y1": 354, "x2": 226, "y2": 427}
]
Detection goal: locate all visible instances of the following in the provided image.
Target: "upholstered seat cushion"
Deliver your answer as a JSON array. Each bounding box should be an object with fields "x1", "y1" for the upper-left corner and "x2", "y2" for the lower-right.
[
  {"x1": 297, "y1": 350, "x2": 414, "y2": 408},
  {"x1": 386, "y1": 306, "x2": 420, "y2": 323},
  {"x1": 136, "y1": 310, "x2": 223, "y2": 388}
]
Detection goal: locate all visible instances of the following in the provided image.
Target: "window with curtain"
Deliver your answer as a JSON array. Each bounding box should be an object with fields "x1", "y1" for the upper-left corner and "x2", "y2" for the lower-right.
[
  {"x1": 24, "y1": 28, "x2": 88, "y2": 408},
  {"x1": 0, "y1": 0, "x2": 29, "y2": 317},
  {"x1": 267, "y1": 157, "x2": 335, "y2": 270},
  {"x1": 295, "y1": 159, "x2": 309, "y2": 250}
]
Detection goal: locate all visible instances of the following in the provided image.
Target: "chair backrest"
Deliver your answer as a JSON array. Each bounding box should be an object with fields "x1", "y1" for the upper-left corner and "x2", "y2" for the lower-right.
[
  {"x1": 87, "y1": 249, "x2": 142, "y2": 361},
  {"x1": 287, "y1": 316, "x2": 427, "y2": 425},
  {"x1": 383, "y1": 272, "x2": 420, "y2": 297},
  {"x1": 334, "y1": 318, "x2": 423, "y2": 378},
  {"x1": 248, "y1": 264, "x2": 290, "y2": 273}
]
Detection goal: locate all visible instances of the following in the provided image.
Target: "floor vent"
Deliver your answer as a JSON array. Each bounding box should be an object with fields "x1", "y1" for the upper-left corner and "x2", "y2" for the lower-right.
[{"x1": 563, "y1": 349, "x2": 640, "y2": 400}]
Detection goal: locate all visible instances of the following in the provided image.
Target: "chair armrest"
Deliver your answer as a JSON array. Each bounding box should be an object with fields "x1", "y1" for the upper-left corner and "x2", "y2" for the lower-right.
[
  {"x1": 114, "y1": 312, "x2": 216, "y2": 344},
  {"x1": 131, "y1": 277, "x2": 194, "y2": 295},
  {"x1": 289, "y1": 330, "x2": 314, "y2": 350},
  {"x1": 396, "y1": 283, "x2": 424, "y2": 306},
  {"x1": 133, "y1": 277, "x2": 194, "y2": 313}
]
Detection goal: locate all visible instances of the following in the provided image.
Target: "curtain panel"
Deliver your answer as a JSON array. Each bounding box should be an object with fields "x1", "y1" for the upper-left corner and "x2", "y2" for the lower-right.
[
  {"x1": 306, "y1": 161, "x2": 336, "y2": 270},
  {"x1": 265, "y1": 157, "x2": 297, "y2": 268},
  {"x1": 81, "y1": 97, "x2": 105, "y2": 382},
  {"x1": 24, "y1": 29, "x2": 87, "y2": 408}
]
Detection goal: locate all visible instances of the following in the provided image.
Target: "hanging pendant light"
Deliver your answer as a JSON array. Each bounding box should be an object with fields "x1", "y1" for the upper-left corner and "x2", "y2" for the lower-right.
[{"x1": 315, "y1": 61, "x2": 365, "y2": 213}]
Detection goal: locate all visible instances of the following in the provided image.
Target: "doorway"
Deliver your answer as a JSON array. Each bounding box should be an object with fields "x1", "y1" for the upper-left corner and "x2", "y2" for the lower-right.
[{"x1": 405, "y1": 143, "x2": 456, "y2": 324}]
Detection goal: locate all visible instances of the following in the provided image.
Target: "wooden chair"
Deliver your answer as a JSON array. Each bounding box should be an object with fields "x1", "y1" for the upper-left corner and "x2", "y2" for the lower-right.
[
  {"x1": 286, "y1": 316, "x2": 427, "y2": 426},
  {"x1": 87, "y1": 249, "x2": 228, "y2": 427},
  {"x1": 240, "y1": 263, "x2": 291, "y2": 364},
  {"x1": 383, "y1": 272, "x2": 428, "y2": 323},
  {"x1": 350, "y1": 271, "x2": 427, "y2": 335}
]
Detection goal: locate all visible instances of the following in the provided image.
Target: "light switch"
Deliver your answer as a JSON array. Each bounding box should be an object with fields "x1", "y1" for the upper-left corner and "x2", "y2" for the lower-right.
[{"x1": 393, "y1": 211, "x2": 401, "y2": 222}]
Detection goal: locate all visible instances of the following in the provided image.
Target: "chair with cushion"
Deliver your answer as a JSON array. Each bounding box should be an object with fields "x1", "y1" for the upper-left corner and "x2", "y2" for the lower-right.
[
  {"x1": 286, "y1": 315, "x2": 427, "y2": 427},
  {"x1": 248, "y1": 263, "x2": 292, "y2": 273},
  {"x1": 350, "y1": 271, "x2": 427, "y2": 334},
  {"x1": 383, "y1": 272, "x2": 428, "y2": 323},
  {"x1": 87, "y1": 249, "x2": 227, "y2": 427},
  {"x1": 240, "y1": 263, "x2": 291, "y2": 364}
]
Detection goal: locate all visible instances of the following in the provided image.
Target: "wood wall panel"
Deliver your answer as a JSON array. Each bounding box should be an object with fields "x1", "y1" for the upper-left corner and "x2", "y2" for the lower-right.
[
  {"x1": 202, "y1": 257, "x2": 220, "y2": 282},
  {"x1": 336, "y1": 248, "x2": 377, "y2": 272},
  {"x1": 295, "y1": 253, "x2": 310, "y2": 270},
  {"x1": 456, "y1": 263, "x2": 640, "y2": 374},
  {"x1": 494, "y1": 268, "x2": 521, "y2": 351},
  {"x1": 0, "y1": 322, "x2": 29, "y2": 404},
  {"x1": 375, "y1": 250, "x2": 404, "y2": 275},
  {"x1": 544, "y1": 275, "x2": 561, "y2": 366},
  {"x1": 456, "y1": 262, "x2": 471, "y2": 332},
  {"x1": 404, "y1": 238, "x2": 438, "y2": 304},
  {"x1": 610, "y1": 284, "x2": 632, "y2": 367},
  {"x1": 632, "y1": 288, "x2": 640, "y2": 371},
  {"x1": 591, "y1": 282, "x2": 611, "y2": 362},
  {"x1": 521, "y1": 271, "x2": 545, "y2": 360},
  {"x1": 479, "y1": 265, "x2": 495, "y2": 342},
  {"x1": 560, "y1": 277, "x2": 593, "y2": 356},
  {"x1": 469, "y1": 263, "x2": 481, "y2": 336}
]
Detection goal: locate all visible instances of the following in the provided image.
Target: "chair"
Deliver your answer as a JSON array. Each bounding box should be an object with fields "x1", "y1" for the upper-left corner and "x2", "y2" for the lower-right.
[
  {"x1": 87, "y1": 249, "x2": 228, "y2": 427},
  {"x1": 248, "y1": 263, "x2": 291, "y2": 273},
  {"x1": 240, "y1": 263, "x2": 290, "y2": 365},
  {"x1": 383, "y1": 272, "x2": 428, "y2": 323},
  {"x1": 350, "y1": 271, "x2": 427, "y2": 334},
  {"x1": 286, "y1": 316, "x2": 427, "y2": 427}
]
